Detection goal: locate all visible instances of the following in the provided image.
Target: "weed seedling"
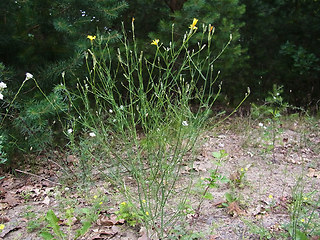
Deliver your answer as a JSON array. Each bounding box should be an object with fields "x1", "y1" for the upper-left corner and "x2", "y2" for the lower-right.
[
  {"x1": 195, "y1": 150, "x2": 229, "y2": 215},
  {"x1": 286, "y1": 177, "x2": 320, "y2": 240},
  {"x1": 221, "y1": 192, "x2": 238, "y2": 208},
  {"x1": 229, "y1": 167, "x2": 249, "y2": 189},
  {"x1": 116, "y1": 201, "x2": 145, "y2": 227},
  {"x1": 39, "y1": 201, "x2": 101, "y2": 240},
  {"x1": 252, "y1": 84, "x2": 289, "y2": 162}
]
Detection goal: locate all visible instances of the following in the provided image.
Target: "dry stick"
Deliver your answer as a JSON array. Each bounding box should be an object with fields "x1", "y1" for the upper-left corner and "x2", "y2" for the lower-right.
[
  {"x1": 48, "y1": 157, "x2": 75, "y2": 176},
  {"x1": 15, "y1": 169, "x2": 62, "y2": 186}
]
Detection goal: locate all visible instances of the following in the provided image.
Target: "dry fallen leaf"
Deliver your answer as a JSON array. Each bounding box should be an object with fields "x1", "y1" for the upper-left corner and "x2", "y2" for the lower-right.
[
  {"x1": 212, "y1": 200, "x2": 226, "y2": 207},
  {"x1": 229, "y1": 171, "x2": 240, "y2": 182},
  {"x1": 42, "y1": 196, "x2": 50, "y2": 205},
  {"x1": 209, "y1": 235, "x2": 219, "y2": 240},
  {"x1": 1, "y1": 192, "x2": 20, "y2": 207},
  {"x1": 0, "y1": 216, "x2": 9, "y2": 223},
  {"x1": 91, "y1": 230, "x2": 117, "y2": 240},
  {"x1": 0, "y1": 202, "x2": 8, "y2": 211},
  {"x1": 227, "y1": 201, "x2": 243, "y2": 217},
  {"x1": 247, "y1": 204, "x2": 267, "y2": 216},
  {"x1": 96, "y1": 214, "x2": 124, "y2": 226},
  {"x1": 307, "y1": 168, "x2": 320, "y2": 178}
]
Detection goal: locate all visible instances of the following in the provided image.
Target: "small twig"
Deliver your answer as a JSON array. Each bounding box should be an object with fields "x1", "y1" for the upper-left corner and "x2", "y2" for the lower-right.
[
  {"x1": 15, "y1": 169, "x2": 62, "y2": 186},
  {"x1": 51, "y1": 151, "x2": 77, "y2": 175},
  {"x1": 48, "y1": 157, "x2": 73, "y2": 174}
]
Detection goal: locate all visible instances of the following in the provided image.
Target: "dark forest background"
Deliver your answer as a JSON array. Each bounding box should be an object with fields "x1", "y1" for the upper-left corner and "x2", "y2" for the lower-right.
[{"x1": 0, "y1": 0, "x2": 319, "y2": 165}]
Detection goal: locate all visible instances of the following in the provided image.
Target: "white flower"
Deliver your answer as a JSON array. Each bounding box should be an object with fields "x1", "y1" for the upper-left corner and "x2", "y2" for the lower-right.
[
  {"x1": 25, "y1": 72, "x2": 33, "y2": 80},
  {"x1": 0, "y1": 93, "x2": 3, "y2": 100},
  {"x1": 109, "y1": 109, "x2": 113, "y2": 113},
  {"x1": 0, "y1": 82, "x2": 7, "y2": 89},
  {"x1": 182, "y1": 121, "x2": 188, "y2": 126},
  {"x1": 119, "y1": 105, "x2": 124, "y2": 110},
  {"x1": 258, "y1": 122, "x2": 264, "y2": 127},
  {"x1": 67, "y1": 129, "x2": 73, "y2": 134},
  {"x1": 89, "y1": 132, "x2": 96, "y2": 137}
]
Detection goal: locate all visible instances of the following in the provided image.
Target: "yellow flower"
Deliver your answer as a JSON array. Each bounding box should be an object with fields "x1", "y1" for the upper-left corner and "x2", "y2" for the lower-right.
[
  {"x1": 209, "y1": 25, "x2": 214, "y2": 33},
  {"x1": 189, "y1": 18, "x2": 198, "y2": 30},
  {"x1": 300, "y1": 218, "x2": 305, "y2": 223},
  {"x1": 142, "y1": 200, "x2": 146, "y2": 203},
  {"x1": 303, "y1": 197, "x2": 308, "y2": 201},
  {"x1": 151, "y1": 39, "x2": 159, "y2": 46},
  {"x1": 245, "y1": 168, "x2": 248, "y2": 171},
  {"x1": 268, "y1": 194, "x2": 273, "y2": 199},
  {"x1": 121, "y1": 202, "x2": 126, "y2": 205},
  {"x1": 240, "y1": 168, "x2": 244, "y2": 172},
  {"x1": 146, "y1": 211, "x2": 149, "y2": 216},
  {"x1": 99, "y1": 202, "x2": 103, "y2": 205},
  {"x1": 87, "y1": 35, "x2": 96, "y2": 41},
  {"x1": 94, "y1": 195, "x2": 98, "y2": 199},
  {"x1": 132, "y1": 17, "x2": 135, "y2": 23},
  {"x1": 0, "y1": 224, "x2": 4, "y2": 230}
]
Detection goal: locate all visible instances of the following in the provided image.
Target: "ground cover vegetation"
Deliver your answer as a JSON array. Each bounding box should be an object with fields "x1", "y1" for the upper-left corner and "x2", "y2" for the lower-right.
[{"x1": 0, "y1": 0, "x2": 319, "y2": 239}]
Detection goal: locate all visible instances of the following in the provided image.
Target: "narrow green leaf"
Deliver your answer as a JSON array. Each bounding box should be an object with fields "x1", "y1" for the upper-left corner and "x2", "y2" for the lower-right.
[
  {"x1": 225, "y1": 193, "x2": 233, "y2": 202},
  {"x1": 295, "y1": 230, "x2": 309, "y2": 240},
  {"x1": 75, "y1": 221, "x2": 91, "y2": 239},
  {"x1": 212, "y1": 151, "x2": 221, "y2": 159},
  {"x1": 203, "y1": 192, "x2": 214, "y2": 200},
  {"x1": 40, "y1": 231, "x2": 55, "y2": 240},
  {"x1": 46, "y1": 210, "x2": 64, "y2": 239}
]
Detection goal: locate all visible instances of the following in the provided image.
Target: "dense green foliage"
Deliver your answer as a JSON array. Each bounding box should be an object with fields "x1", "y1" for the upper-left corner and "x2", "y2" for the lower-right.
[
  {"x1": 241, "y1": 0, "x2": 320, "y2": 106},
  {"x1": 0, "y1": 0, "x2": 127, "y2": 90},
  {"x1": 0, "y1": 0, "x2": 127, "y2": 164}
]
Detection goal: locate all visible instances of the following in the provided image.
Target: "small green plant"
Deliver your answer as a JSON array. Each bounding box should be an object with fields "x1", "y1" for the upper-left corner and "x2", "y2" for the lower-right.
[
  {"x1": 116, "y1": 201, "x2": 144, "y2": 227},
  {"x1": 243, "y1": 219, "x2": 274, "y2": 240},
  {"x1": 27, "y1": 219, "x2": 42, "y2": 233},
  {"x1": 229, "y1": 167, "x2": 249, "y2": 189},
  {"x1": 286, "y1": 177, "x2": 320, "y2": 240},
  {"x1": 167, "y1": 223, "x2": 204, "y2": 240},
  {"x1": 40, "y1": 210, "x2": 66, "y2": 240},
  {"x1": 39, "y1": 202, "x2": 101, "y2": 240},
  {"x1": 179, "y1": 199, "x2": 195, "y2": 217},
  {"x1": 24, "y1": 210, "x2": 42, "y2": 232},
  {"x1": 195, "y1": 150, "x2": 229, "y2": 213},
  {"x1": 221, "y1": 192, "x2": 238, "y2": 208},
  {"x1": 252, "y1": 85, "x2": 289, "y2": 162},
  {"x1": 20, "y1": 190, "x2": 32, "y2": 201}
]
